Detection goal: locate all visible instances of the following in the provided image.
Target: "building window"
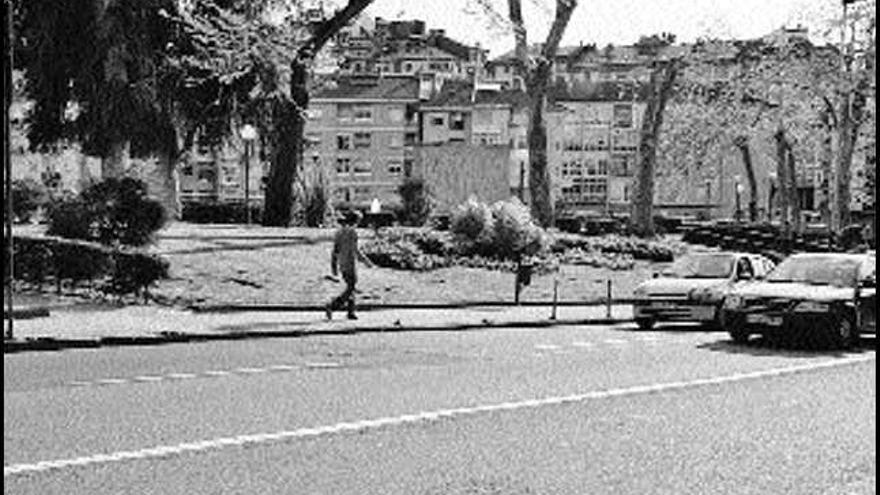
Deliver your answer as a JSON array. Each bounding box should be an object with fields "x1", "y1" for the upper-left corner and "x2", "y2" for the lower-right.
[
  {"x1": 449, "y1": 112, "x2": 465, "y2": 131},
  {"x1": 430, "y1": 116, "x2": 445, "y2": 126},
  {"x1": 338, "y1": 103, "x2": 354, "y2": 121},
  {"x1": 613, "y1": 103, "x2": 633, "y2": 128},
  {"x1": 306, "y1": 109, "x2": 323, "y2": 120},
  {"x1": 404, "y1": 132, "x2": 417, "y2": 146},
  {"x1": 404, "y1": 63, "x2": 413, "y2": 72},
  {"x1": 354, "y1": 106, "x2": 372, "y2": 121},
  {"x1": 611, "y1": 155, "x2": 631, "y2": 176},
  {"x1": 337, "y1": 134, "x2": 353, "y2": 150},
  {"x1": 305, "y1": 132, "x2": 321, "y2": 148},
  {"x1": 353, "y1": 186, "x2": 371, "y2": 199},
  {"x1": 387, "y1": 160, "x2": 403, "y2": 175},
  {"x1": 353, "y1": 161, "x2": 372, "y2": 176},
  {"x1": 597, "y1": 159, "x2": 609, "y2": 175},
  {"x1": 335, "y1": 157, "x2": 352, "y2": 175},
  {"x1": 388, "y1": 107, "x2": 404, "y2": 123},
  {"x1": 354, "y1": 132, "x2": 371, "y2": 148}
]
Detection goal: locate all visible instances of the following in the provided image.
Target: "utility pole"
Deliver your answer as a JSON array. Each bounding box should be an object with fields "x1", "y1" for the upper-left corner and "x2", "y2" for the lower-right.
[{"x1": 5, "y1": 0, "x2": 15, "y2": 339}]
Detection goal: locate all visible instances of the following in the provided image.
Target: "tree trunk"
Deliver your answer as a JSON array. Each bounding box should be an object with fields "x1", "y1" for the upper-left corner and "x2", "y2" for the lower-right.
[
  {"x1": 631, "y1": 60, "x2": 679, "y2": 237},
  {"x1": 155, "y1": 150, "x2": 180, "y2": 221},
  {"x1": 262, "y1": 61, "x2": 306, "y2": 227},
  {"x1": 733, "y1": 135, "x2": 758, "y2": 222},
  {"x1": 786, "y1": 144, "x2": 801, "y2": 233},
  {"x1": 833, "y1": 99, "x2": 856, "y2": 231},
  {"x1": 527, "y1": 62, "x2": 553, "y2": 227},
  {"x1": 773, "y1": 127, "x2": 793, "y2": 242},
  {"x1": 819, "y1": 129, "x2": 833, "y2": 224},
  {"x1": 102, "y1": 139, "x2": 129, "y2": 179}
]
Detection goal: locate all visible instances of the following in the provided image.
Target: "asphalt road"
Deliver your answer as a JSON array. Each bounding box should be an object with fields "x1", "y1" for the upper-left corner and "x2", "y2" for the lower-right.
[{"x1": 4, "y1": 323, "x2": 876, "y2": 494}]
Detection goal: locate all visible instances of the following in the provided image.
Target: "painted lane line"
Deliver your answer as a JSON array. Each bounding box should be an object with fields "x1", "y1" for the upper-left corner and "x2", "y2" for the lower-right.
[
  {"x1": 132, "y1": 376, "x2": 164, "y2": 382},
  {"x1": 603, "y1": 339, "x2": 629, "y2": 346},
  {"x1": 534, "y1": 344, "x2": 560, "y2": 351},
  {"x1": 95, "y1": 379, "x2": 128, "y2": 386},
  {"x1": 235, "y1": 368, "x2": 268, "y2": 374},
  {"x1": 68, "y1": 381, "x2": 93, "y2": 387},
  {"x1": 166, "y1": 373, "x2": 197, "y2": 380},
  {"x1": 203, "y1": 370, "x2": 232, "y2": 377},
  {"x1": 6, "y1": 355, "x2": 872, "y2": 478},
  {"x1": 572, "y1": 341, "x2": 595, "y2": 348},
  {"x1": 304, "y1": 362, "x2": 341, "y2": 369},
  {"x1": 268, "y1": 365, "x2": 299, "y2": 371}
]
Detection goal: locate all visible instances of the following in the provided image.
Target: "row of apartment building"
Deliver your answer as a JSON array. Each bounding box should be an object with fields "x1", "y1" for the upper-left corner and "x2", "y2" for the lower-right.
[{"x1": 149, "y1": 19, "x2": 877, "y2": 221}]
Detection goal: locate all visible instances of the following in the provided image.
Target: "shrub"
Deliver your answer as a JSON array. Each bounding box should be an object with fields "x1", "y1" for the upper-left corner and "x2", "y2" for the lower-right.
[
  {"x1": 490, "y1": 198, "x2": 548, "y2": 260},
  {"x1": 451, "y1": 198, "x2": 495, "y2": 253},
  {"x1": 47, "y1": 177, "x2": 166, "y2": 246},
  {"x1": 6, "y1": 235, "x2": 169, "y2": 297},
  {"x1": 398, "y1": 177, "x2": 432, "y2": 226},
  {"x1": 181, "y1": 201, "x2": 263, "y2": 224},
  {"x1": 108, "y1": 251, "x2": 170, "y2": 296},
  {"x1": 11, "y1": 179, "x2": 49, "y2": 223}
]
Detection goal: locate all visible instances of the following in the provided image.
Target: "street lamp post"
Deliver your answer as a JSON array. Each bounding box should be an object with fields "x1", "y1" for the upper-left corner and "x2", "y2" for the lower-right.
[
  {"x1": 240, "y1": 124, "x2": 258, "y2": 226},
  {"x1": 734, "y1": 174, "x2": 743, "y2": 222},
  {"x1": 767, "y1": 171, "x2": 777, "y2": 222}
]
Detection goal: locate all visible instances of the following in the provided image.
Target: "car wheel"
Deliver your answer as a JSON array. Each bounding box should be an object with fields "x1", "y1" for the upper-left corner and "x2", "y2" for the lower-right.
[
  {"x1": 727, "y1": 314, "x2": 750, "y2": 344},
  {"x1": 635, "y1": 318, "x2": 655, "y2": 330},
  {"x1": 827, "y1": 312, "x2": 858, "y2": 350}
]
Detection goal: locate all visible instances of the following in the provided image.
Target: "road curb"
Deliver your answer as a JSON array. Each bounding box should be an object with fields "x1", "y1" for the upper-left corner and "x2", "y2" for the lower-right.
[{"x1": 3, "y1": 317, "x2": 634, "y2": 354}]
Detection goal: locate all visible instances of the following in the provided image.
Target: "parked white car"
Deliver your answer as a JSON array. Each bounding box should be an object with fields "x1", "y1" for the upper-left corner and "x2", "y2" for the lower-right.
[{"x1": 632, "y1": 251, "x2": 775, "y2": 330}]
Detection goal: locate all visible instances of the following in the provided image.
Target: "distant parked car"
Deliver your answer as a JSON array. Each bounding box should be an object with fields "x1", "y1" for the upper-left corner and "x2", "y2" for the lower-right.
[
  {"x1": 721, "y1": 252, "x2": 876, "y2": 349},
  {"x1": 632, "y1": 252, "x2": 775, "y2": 330}
]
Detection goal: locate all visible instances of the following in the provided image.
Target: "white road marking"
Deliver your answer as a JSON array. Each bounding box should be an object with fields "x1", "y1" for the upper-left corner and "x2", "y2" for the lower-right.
[
  {"x1": 235, "y1": 367, "x2": 267, "y2": 374},
  {"x1": 203, "y1": 370, "x2": 232, "y2": 377},
  {"x1": 11, "y1": 355, "x2": 873, "y2": 478},
  {"x1": 133, "y1": 376, "x2": 164, "y2": 382},
  {"x1": 305, "y1": 362, "x2": 341, "y2": 369},
  {"x1": 68, "y1": 363, "x2": 308, "y2": 388},
  {"x1": 95, "y1": 379, "x2": 128, "y2": 385},
  {"x1": 534, "y1": 344, "x2": 560, "y2": 351},
  {"x1": 166, "y1": 373, "x2": 197, "y2": 380},
  {"x1": 268, "y1": 365, "x2": 299, "y2": 371},
  {"x1": 603, "y1": 339, "x2": 629, "y2": 346}
]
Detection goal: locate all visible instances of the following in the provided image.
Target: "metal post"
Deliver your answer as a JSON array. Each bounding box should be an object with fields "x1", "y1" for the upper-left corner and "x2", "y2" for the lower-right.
[
  {"x1": 5, "y1": 0, "x2": 14, "y2": 339},
  {"x1": 605, "y1": 279, "x2": 612, "y2": 319},
  {"x1": 244, "y1": 141, "x2": 251, "y2": 226},
  {"x1": 550, "y1": 276, "x2": 558, "y2": 320}
]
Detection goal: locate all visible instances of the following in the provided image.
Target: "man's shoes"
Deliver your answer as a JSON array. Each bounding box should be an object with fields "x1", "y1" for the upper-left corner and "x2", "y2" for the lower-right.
[
  {"x1": 325, "y1": 305, "x2": 333, "y2": 321},
  {"x1": 347, "y1": 313, "x2": 358, "y2": 320}
]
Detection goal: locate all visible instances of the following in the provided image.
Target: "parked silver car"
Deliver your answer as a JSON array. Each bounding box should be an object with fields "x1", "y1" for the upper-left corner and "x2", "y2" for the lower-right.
[{"x1": 632, "y1": 252, "x2": 775, "y2": 330}]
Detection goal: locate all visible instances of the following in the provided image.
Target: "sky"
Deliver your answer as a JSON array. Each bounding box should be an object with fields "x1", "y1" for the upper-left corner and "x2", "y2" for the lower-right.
[{"x1": 359, "y1": 0, "x2": 850, "y2": 56}]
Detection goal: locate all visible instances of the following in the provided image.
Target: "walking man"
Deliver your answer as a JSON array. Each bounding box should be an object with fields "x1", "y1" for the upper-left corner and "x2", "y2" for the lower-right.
[{"x1": 326, "y1": 211, "x2": 372, "y2": 320}]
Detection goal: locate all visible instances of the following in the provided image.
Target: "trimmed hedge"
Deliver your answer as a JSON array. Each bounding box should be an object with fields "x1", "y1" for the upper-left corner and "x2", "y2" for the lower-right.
[
  {"x1": 5, "y1": 235, "x2": 168, "y2": 298},
  {"x1": 181, "y1": 201, "x2": 264, "y2": 224}
]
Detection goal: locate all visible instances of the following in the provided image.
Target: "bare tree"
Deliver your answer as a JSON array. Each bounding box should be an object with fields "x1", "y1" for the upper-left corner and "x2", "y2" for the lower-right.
[{"x1": 506, "y1": 0, "x2": 578, "y2": 227}]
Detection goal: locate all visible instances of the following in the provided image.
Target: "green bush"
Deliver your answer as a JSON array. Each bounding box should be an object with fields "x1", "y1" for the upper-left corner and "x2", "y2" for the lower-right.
[
  {"x1": 397, "y1": 177, "x2": 432, "y2": 226},
  {"x1": 11, "y1": 179, "x2": 49, "y2": 223},
  {"x1": 6, "y1": 235, "x2": 169, "y2": 297},
  {"x1": 108, "y1": 251, "x2": 170, "y2": 296},
  {"x1": 490, "y1": 198, "x2": 548, "y2": 260},
  {"x1": 451, "y1": 198, "x2": 495, "y2": 253},
  {"x1": 47, "y1": 177, "x2": 166, "y2": 246},
  {"x1": 181, "y1": 201, "x2": 263, "y2": 224}
]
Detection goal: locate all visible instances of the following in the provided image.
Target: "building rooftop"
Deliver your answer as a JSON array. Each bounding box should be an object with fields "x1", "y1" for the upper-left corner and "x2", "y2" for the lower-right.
[
  {"x1": 421, "y1": 79, "x2": 531, "y2": 108},
  {"x1": 312, "y1": 75, "x2": 420, "y2": 101}
]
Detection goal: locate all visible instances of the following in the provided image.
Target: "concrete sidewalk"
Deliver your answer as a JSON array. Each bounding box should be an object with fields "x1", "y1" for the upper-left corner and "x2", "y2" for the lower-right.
[{"x1": 3, "y1": 303, "x2": 635, "y2": 353}]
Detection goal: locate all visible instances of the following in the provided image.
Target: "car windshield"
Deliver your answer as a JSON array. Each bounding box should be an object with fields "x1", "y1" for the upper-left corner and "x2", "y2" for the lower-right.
[
  {"x1": 664, "y1": 254, "x2": 735, "y2": 279},
  {"x1": 766, "y1": 256, "x2": 861, "y2": 287}
]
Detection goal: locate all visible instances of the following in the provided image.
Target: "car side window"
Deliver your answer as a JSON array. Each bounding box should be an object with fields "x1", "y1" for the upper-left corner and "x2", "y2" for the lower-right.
[{"x1": 736, "y1": 257, "x2": 754, "y2": 279}]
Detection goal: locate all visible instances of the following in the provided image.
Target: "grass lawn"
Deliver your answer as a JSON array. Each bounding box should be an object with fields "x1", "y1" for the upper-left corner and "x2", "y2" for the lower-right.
[{"x1": 11, "y1": 222, "x2": 674, "y2": 308}]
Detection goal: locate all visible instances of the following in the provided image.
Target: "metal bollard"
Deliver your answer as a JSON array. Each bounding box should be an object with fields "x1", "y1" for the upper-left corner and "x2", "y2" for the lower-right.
[
  {"x1": 551, "y1": 277, "x2": 559, "y2": 320},
  {"x1": 606, "y1": 279, "x2": 612, "y2": 319}
]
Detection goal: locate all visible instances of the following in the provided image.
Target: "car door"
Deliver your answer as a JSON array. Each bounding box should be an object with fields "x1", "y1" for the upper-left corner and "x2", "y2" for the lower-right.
[{"x1": 858, "y1": 256, "x2": 876, "y2": 333}]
